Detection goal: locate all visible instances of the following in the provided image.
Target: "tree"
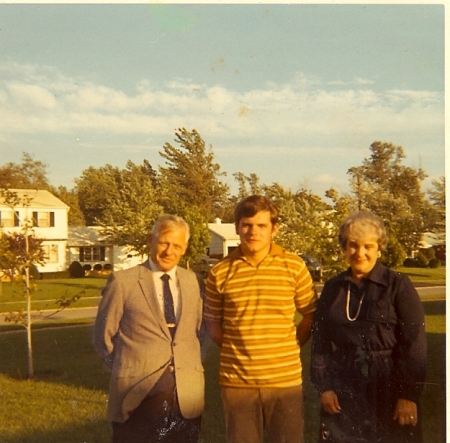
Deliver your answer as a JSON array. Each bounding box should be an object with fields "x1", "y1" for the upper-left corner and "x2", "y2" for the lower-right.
[
  {"x1": 0, "y1": 152, "x2": 50, "y2": 190},
  {"x1": 348, "y1": 141, "x2": 429, "y2": 266},
  {"x1": 99, "y1": 161, "x2": 163, "y2": 257},
  {"x1": 75, "y1": 164, "x2": 123, "y2": 225},
  {"x1": 158, "y1": 128, "x2": 229, "y2": 222},
  {"x1": 263, "y1": 183, "x2": 330, "y2": 259},
  {"x1": 427, "y1": 176, "x2": 445, "y2": 230},
  {"x1": 52, "y1": 186, "x2": 86, "y2": 226},
  {"x1": 0, "y1": 188, "x2": 81, "y2": 378}
]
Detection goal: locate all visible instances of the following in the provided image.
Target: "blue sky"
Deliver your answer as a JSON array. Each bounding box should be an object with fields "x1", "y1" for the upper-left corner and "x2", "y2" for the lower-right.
[{"x1": 0, "y1": 3, "x2": 445, "y2": 198}]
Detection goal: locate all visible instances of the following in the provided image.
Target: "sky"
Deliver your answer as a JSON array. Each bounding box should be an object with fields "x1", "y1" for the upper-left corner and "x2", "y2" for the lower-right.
[{"x1": 0, "y1": 3, "x2": 445, "y2": 199}]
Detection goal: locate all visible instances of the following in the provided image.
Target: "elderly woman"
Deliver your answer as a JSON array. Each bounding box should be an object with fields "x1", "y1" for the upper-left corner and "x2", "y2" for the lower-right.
[{"x1": 311, "y1": 211, "x2": 427, "y2": 443}]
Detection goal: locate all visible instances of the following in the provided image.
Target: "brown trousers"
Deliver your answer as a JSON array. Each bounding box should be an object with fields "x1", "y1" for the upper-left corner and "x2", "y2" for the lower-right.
[
  {"x1": 112, "y1": 367, "x2": 201, "y2": 443},
  {"x1": 221, "y1": 385, "x2": 304, "y2": 443}
]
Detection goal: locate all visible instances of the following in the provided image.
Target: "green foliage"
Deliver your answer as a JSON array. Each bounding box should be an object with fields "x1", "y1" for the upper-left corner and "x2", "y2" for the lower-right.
[
  {"x1": 68, "y1": 261, "x2": 85, "y2": 278},
  {"x1": 0, "y1": 152, "x2": 50, "y2": 190},
  {"x1": 159, "y1": 128, "x2": 229, "y2": 222},
  {"x1": 348, "y1": 141, "x2": 429, "y2": 262},
  {"x1": 416, "y1": 251, "x2": 430, "y2": 268},
  {"x1": 381, "y1": 235, "x2": 407, "y2": 269},
  {"x1": 428, "y1": 258, "x2": 441, "y2": 269},
  {"x1": 52, "y1": 185, "x2": 86, "y2": 226}
]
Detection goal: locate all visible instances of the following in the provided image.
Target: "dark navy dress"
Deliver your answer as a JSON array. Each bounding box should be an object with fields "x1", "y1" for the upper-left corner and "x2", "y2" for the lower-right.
[{"x1": 311, "y1": 261, "x2": 427, "y2": 443}]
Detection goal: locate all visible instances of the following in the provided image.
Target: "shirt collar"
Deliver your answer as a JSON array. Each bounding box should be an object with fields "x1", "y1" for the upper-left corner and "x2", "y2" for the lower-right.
[
  {"x1": 148, "y1": 258, "x2": 178, "y2": 279},
  {"x1": 228, "y1": 242, "x2": 286, "y2": 260},
  {"x1": 340, "y1": 260, "x2": 387, "y2": 287}
]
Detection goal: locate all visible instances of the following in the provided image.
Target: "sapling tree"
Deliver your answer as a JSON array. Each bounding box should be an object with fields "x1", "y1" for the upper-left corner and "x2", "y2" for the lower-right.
[{"x1": 0, "y1": 188, "x2": 81, "y2": 378}]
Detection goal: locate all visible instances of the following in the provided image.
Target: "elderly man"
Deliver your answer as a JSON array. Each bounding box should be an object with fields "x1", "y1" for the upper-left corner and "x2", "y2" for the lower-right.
[
  {"x1": 204, "y1": 195, "x2": 318, "y2": 443},
  {"x1": 93, "y1": 214, "x2": 205, "y2": 443}
]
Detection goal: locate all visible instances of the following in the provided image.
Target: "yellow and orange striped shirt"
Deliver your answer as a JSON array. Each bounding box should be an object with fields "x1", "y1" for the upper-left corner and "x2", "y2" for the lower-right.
[{"x1": 204, "y1": 243, "x2": 317, "y2": 388}]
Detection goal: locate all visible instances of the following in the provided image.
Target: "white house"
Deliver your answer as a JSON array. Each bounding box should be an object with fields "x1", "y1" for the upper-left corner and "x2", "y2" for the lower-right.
[
  {"x1": 0, "y1": 189, "x2": 69, "y2": 273},
  {"x1": 207, "y1": 219, "x2": 240, "y2": 258},
  {"x1": 67, "y1": 226, "x2": 143, "y2": 271}
]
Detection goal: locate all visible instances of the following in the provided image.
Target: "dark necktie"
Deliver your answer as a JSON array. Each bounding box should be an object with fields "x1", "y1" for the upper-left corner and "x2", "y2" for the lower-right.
[{"x1": 161, "y1": 274, "x2": 176, "y2": 338}]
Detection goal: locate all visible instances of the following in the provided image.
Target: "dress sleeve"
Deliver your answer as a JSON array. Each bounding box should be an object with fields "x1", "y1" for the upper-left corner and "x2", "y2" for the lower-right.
[
  {"x1": 310, "y1": 281, "x2": 336, "y2": 394},
  {"x1": 392, "y1": 273, "x2": 427, "y2": 403}
]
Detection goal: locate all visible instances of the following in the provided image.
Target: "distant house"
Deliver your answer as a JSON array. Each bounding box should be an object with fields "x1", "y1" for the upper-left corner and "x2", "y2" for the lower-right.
[
  {"x1": 419, "y1": 231, "x2": 446, "y2": 261},
  {"x1": 0, "y1": 189, "x2": 69, "y2": 273},
  {"x1": 207, "y1": 219, "x2": 240, "y2": 258},
  {"x1": 67, "y1": 226, "x2": 143, "y2": 271}
]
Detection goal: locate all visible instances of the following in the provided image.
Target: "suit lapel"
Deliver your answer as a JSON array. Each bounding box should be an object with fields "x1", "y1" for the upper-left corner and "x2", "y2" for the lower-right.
[{"x1": 137, "y1": 263, "x2": 170, "y2": 338}]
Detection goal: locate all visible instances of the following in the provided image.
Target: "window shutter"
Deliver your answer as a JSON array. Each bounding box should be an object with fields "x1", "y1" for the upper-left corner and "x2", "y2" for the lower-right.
[
  {"x1": 15, "y1": 211, "x2": 20, "y2": 227},
  {"x1": 100, "y1": 247, "x2": 106, "y2": 261},
  {"x1": 32, "y1": 211, "x2": 38, "y2": 227},
  {"x1": 80, "y1": 247, "x2": 85, "y2": 262},
  {"x1": 50, "y1": 212, "x2": 55, "y2": 227}
]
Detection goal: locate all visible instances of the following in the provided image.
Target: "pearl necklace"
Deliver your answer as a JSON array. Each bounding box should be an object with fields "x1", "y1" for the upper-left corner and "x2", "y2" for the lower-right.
[{"x1": 346, "y1": 285, "x2": 365, "y2": 322}]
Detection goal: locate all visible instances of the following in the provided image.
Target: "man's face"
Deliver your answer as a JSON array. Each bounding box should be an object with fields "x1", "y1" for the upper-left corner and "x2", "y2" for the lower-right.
[
  {"x1": 149, "y1": 228, "x2": 188, "y2": 272},
  {"x1": 236, "y1": 210, "x2": 278, "y2": 258}
]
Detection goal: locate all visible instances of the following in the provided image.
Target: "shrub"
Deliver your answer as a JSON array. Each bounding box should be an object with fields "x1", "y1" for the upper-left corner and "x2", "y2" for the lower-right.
[
  {"x1": 83, "y1": 264, "x2": 92, "y2": 271},
  {"x1": 68, "y1": 261, "x2": 85, "y2": 278},
  {"x1": 103, "y1": 263, "x2": 112, "y2": 271},
  {"x1": 416, "y1": 251, "x2": 429, "y2": 268},
  {"x1": 93, "y1": 263, "x2": 103, "y2": 271},
  {"x1": 403, "y1": 258, "x2": 419, "y2": 268},
  {"x1": 428, "y1": 258, "x2": 441, "y2": 269},
  {"x1": 29, "y1": 264, "x2": 41, "y2": 280}
]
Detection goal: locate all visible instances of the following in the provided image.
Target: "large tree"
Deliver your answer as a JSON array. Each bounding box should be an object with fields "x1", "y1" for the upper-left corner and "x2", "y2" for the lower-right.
[
  {"x1": 0, "y1": 152, "x2": 50, "y2": 190},
  {"x1": 263, "y1": 183, "x2": 330, "y2": 260},
  {"x1": 158, "y1": 128, "x2": 229, "y2": 222},
  {"x1": 348, "y1": 141, "x2": 429, "y2": 266},
  {"x1": 99, "y1": 160, "x2": 163, "y2": 257},
  {"x1": 52, "y1": 186, "x2": 86, "y2": 226}
]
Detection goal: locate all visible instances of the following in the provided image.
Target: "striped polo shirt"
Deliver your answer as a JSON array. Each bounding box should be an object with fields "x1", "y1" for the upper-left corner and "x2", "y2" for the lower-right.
[{"x1": 204, "y1": 243, "x2": 317, "y2": 388}]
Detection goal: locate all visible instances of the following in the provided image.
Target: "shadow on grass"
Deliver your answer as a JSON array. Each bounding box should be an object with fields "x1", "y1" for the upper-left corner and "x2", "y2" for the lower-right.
[
  {"x1": 0, "y1": 420, "x2": 112, "y2": 443},
  {"x1": 0, "y1": 321, "x2": 445, "y2": 443},
  {"x1": 423, "y1": 299, "x2": 446, "y2": 315}
]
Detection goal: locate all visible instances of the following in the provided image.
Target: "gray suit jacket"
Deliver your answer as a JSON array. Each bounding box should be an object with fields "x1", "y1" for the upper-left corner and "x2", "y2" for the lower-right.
[{"x1": 93, "y1": 262, "x2": 205, "y2": 423}]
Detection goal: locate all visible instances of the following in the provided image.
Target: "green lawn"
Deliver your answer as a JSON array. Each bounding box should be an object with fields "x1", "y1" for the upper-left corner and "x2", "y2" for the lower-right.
[
  {"x1": 0, "y1": 300, "x2": 445, "y2": 443},
  {"x1": 0, "y1": 266, "x2": 445, "y2": 314},
  {"x1": 0, "y1": 277, "x2": 106, "y2": 312}
]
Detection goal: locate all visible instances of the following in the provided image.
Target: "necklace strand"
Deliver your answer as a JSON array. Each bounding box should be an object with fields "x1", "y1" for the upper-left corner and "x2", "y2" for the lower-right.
[{"x1": 346, "y1": 285, "x2": 365, "y2": 322}]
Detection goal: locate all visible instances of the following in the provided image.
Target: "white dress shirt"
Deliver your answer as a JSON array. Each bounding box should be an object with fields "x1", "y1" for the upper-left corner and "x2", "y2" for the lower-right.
[{"x1": 148, "y1": 258, "x2": 182, "y2": 321}]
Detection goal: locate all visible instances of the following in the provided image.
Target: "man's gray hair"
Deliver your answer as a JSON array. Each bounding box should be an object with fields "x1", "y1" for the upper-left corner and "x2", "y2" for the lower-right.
[{"x1": 151, "y1": 214, "x2": 190, "y2": 242}]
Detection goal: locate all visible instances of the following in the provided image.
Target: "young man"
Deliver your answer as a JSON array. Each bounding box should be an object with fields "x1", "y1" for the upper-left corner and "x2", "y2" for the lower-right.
[
  {"x1": 93, "y1": 214, "x2": 204, "y2": 443},
  {"x1": 204, "y1": 195, "x2": 318, "y2": 443}
]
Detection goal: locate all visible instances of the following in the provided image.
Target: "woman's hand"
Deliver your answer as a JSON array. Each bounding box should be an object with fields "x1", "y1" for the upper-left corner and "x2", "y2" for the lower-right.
[
  {"x1": 393, "y1": 399, "x2": 418, "y2": 426},
  {"x1": 320, "y1": 390, "x2": 342, "y2": 414}
]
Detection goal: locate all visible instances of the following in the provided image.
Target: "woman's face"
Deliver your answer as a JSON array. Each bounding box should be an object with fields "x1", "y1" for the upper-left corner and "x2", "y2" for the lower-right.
[{"x1": 344, "y1": 224, "x2": 380, "y2": 281}]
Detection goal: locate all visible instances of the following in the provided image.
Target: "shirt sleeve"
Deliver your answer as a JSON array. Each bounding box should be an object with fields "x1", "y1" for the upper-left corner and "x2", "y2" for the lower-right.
[
  {"x1": 294, "y1": 260, "x2": 318, "y2": 316},
  {"x1": 203, "y1": 266, "x2": 224, "y2": 323}
]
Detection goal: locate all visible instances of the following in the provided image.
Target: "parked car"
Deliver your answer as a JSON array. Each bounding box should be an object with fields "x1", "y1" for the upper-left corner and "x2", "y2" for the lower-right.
[
  {"x1": 299, "y1": 254, "x2": 323, "y2": 281},
  {"x1": 191, "y1": 256, "x2": 219, "y2": 278}
]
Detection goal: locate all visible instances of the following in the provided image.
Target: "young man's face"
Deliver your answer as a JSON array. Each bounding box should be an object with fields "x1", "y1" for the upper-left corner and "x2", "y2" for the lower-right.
[{"x1": 236, "y1": 210, "x2": 278, "y2": 258}]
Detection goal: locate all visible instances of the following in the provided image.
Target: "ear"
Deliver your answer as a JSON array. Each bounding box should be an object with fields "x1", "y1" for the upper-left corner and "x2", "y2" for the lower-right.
[
  {"x1": 271, "y1": 223, "x2": 279, "y2": 237},
  {"x1": 377, "y1": 250, "x2": 382, "y2": 258}
]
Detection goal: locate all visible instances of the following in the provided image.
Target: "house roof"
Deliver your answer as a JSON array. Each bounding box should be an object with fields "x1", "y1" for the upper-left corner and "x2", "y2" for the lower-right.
[
  {"x1": 208, "y1": 222, "x2": 240, "y2": 241},
  {"x1": 0, "y1": 189, "x2": 69, "y2": 209},
  {"x1": 68, "y1": 226, "x2": 109, "y2": 246}
]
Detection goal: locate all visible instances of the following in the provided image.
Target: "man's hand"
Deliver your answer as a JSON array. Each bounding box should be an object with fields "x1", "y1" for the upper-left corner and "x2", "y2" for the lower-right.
[{"x1": 320, "y1": 390, "x2": 341, "y2": 414}]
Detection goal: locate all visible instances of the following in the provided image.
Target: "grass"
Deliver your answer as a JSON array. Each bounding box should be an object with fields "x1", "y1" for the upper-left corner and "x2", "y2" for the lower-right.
[
  {"x1": 0, "y1": 277, "x2": 106, "y2": 312},
  {"x1": 0, "y1": 299, "x2": 445, "y2": 443},
  {"x1": 396, "y1": 266, "x2": 446, "y2": 285},
  {"x1": 0, "y1": 266, "x2": 445, "y2": 314}
]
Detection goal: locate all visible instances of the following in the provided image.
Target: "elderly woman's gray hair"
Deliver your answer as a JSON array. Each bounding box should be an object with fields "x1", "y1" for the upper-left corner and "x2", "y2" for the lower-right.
[{"x1": 338, "y1": 211, "x2": 388, "y2": 251}]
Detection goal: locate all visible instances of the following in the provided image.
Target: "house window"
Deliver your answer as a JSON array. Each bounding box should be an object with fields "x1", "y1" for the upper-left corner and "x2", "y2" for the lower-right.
[
  {"x1": 42, "y1": 244, "x2": 59, "y2": 263},
  {"x1": 0, "y1": 210, "x2": 20, "y2": 227},
  {"x1": 32, "y1": 211, "x2": 55, "y2": 227},
  {"x1": 80, "y1": 246, "x2": 106, "y2": 262}
]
